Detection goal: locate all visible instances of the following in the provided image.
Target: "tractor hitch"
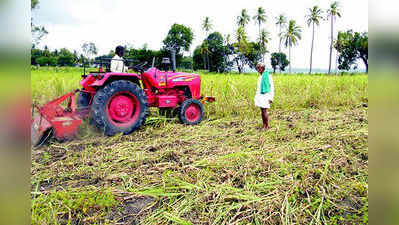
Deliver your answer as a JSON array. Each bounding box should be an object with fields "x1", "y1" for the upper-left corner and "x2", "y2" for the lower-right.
[{"x1": 200, "y1": 96, "x2": 216, "y2": 104}]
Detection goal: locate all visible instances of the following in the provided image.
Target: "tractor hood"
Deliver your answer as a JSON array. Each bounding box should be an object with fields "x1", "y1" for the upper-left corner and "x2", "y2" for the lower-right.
[{"x1": 167, "y1": 72, "x2": 200, "y2": 83}]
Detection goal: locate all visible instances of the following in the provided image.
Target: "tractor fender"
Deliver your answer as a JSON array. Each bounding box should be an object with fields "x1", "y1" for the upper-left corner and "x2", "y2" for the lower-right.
[{"x1": 89, "y1": 72, "x2": 141, "y2": 87}]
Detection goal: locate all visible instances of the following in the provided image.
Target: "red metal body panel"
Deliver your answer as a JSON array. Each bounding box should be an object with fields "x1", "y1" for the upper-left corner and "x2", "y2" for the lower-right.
[
  {"x1": 80, "y1": 75, "x2": 97, "y2": 92},
  {"x1": 165, "y1": 72, "x2": 201, "y2": 99},
  {"x1": 141, "y1": 68, "x2": 201, "y2": 104},
  {"x1": 157, "y1": 96, "x2": 178, "y2": 108},
  {"x1": 32, "y1": 90, "x2": 85, "y2": 141},
  {"x1": 141, "y1": 68, "x2": 201, "y2": 99},
  {"x1": 90, "y1": 72, "x2": 141, "y2": 87},
  {"x1": 51, "y1": 114, "x2": 82, "y2": 139}
]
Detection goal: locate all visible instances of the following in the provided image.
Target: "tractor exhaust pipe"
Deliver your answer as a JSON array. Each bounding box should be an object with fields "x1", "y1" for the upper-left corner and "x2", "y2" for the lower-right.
[{"x1": 171, "y1": 48, "x2": 176, "y2": 72}]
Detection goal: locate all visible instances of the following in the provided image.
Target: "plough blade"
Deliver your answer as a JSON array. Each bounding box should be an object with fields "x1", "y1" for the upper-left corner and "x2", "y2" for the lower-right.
[
  {"x1": 31, "y1": 115, "x2": 52, "y2": 148},
  {"x1": 31, "y1": 90, "x2": 87, "y2": 147}
]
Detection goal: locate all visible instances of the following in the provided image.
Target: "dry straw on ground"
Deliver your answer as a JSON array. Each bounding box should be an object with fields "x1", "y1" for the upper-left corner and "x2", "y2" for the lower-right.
[{"x1": 31, "y1": 67, "x2": 368, "y2": 224}]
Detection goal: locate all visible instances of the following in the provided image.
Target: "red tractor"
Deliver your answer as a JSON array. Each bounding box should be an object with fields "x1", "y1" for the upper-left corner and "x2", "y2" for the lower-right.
[{"x1": 31, "y1": 58, "x2": 215, "y2": 147}]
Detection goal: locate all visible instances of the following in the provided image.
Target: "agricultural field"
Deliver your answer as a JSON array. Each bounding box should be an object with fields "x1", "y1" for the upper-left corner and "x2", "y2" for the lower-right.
[{"x1": 31, "y1": 67, "x2": 368, "y2": 224}]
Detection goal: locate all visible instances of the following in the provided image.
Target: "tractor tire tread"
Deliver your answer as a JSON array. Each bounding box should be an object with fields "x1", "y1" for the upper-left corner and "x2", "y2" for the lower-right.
[
  {"x1": 178, "y1": 99, "x2": 204, "y2": 125},
  {"x1": 91, "y1": 80, "x2": 148, "y2": 136}
]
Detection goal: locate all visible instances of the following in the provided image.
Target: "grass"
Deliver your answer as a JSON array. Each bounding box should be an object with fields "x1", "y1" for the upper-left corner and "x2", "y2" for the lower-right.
[{"x1": 31, "y1": 67, "x2": 368, "y2": 224}]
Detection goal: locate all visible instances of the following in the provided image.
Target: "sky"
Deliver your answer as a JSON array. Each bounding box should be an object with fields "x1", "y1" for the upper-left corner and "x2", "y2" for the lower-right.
[{"x1": 32, "y1": 0, "x2": 368, "y2": 70}]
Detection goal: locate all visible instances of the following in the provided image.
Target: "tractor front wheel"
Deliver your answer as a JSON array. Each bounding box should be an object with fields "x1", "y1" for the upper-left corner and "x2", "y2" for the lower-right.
[
  {"x1": 91, "y1": 80, "x2": 148, "y2": 136},
  {"x1": 178, "y1": 99, "x2": 204, "y2": 125}
]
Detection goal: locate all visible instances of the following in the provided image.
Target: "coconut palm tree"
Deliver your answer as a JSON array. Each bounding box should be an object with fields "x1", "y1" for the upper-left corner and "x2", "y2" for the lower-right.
[
  {"x1": 305, "y1": 5, "x2": 323, "y2": 74},
  {"x1": 258, "y1": 29, "x2": 271, "y2": 63},
  {"x1": 223, "y1": 34, "x2": 232, "y2": 71},
  {"x1": 276, "y1": 14, "x2": 287, "y2": 73},
  {"x1": 200, "y1": 42, "x2": 209, "y2": 70},
  {"x1": 234, "y1": 26, "x2": 247, "y2": 73},
  {"x1": 327, "y1": 1, "x2": 342, "y2": 74},
  {"x1": 253, "y1": 7, "x2": 267, "y2": 45},
  {"x1": 202, "y1": 16, "x2": 212, "y2": 71},
  {"x1": 281, "y1": 19, "x2": 302, "y2": 73},
  {"x1": 237, "y1": 9, "x2": 250, "y2": 28}
]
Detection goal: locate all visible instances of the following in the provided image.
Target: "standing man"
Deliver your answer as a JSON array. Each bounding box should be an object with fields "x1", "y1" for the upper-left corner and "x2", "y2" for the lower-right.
[
  {"x1": 254, "y1": 63, "x2": 274, "y2": 130},
  {"x1": 110, "y1": 46, "x2": 128, "y2": 73}
]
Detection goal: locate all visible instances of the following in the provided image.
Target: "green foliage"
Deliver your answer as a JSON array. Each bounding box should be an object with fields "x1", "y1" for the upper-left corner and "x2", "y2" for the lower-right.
[
  {"x1": 31, "y1": 48, "x2": 43, "y2": 65},
  {"x1": 253, "y1": 7, "x2": 266, "y2": 26},
  {"x1": 306, "y1": 5, "x2": 323, "y2": 74},
  {"x1": 232, "y1": 26, "x2": 250, "y2": 73},
  {"x1": 200, "y1": 32, "x2": 230, "y2": 72},
  {"x1": 243, "y1": 42, "x2": 262, "y2": 69},
  {"x1": 193, "y1": 32, "x2": 234, "y2": 72},
  {"x1": 48, "y1": 57, "x2": 58, "y2": 66},
  {"x1": 31, "y1": 0, "x2": 39, "y2": 10},
  {"x1": 179, "y1": 56, "x2": 193, "y2": 70},
  {"x1": 328, "y1": 1, "x2": 342, "y2": 19},
  {"x1": 202, "y1": 17, "x2": 212, "y2": 33},
  {"x1": 327, "y1": 1, "x2": 342, "y2": 74},
  {"x1": 271, "y1": 52, "x2": 289, "y2": 73},
  {"x1": 193, "y1": 46, "x2": 205, "y2": 71},
  {"x1": 258, "y1": 29, "x2": 270, "y2": 58},
  {"x1": 123, "y1": 47, "x2": 186, "y2": 69},
  {"x1": 237, "y1": 9, "x2": 250, "y2": 28},
  {"x1": 31, "y1": 0, "x2": 47, "y2": 45},
  {"x1": 335, "y1": 30, "x2": 368, "y2": 72},
  {"x1": 125, "y1": 48, "x2": 164, "y2": 66},
  {"x1": 305, "y1": 6, "x2": 323, "y2": 27},
  {"x1": 81, "y1": 42, "x2": 98, "y2": 60},
  {"x1": 57, "y1": 48, "x2": 77, "y2": 66},
  {"x1": 202, "y1": 17, "x2": 213, "y2": 71},
  {"x1": 207, "y1": 32, "x2": 228, "y2": 72},
  {"x1": 231, "y1": 39, "x2": 262, "y2": 72},
  {"x1": 35, "y1": 56, "x2": 57, "y2": 67},
  {"x1": 32, "y1": 189, "x2": 117, "y2": 224},
  {"x1": 282, "y1": 20, "x2": 302, "y2": 48},
  {"x1": 35, "y1": 57, "x2": 47, "y2": 66},
  {"x1": 32, "y1": 47, "x2": 77, "y2": 66},
  {"x1": 32, "y1": 26, "x2": 48, "y2": 46},
  {"x1": 163, "y1": 24, "x2": 194, "y2": 54},
  {"x1": 281, "y1": 19, "x2": 302, "y2": 72},
  {"x1": 276, "y1": 14, "x2": 287, "y2": 27}
]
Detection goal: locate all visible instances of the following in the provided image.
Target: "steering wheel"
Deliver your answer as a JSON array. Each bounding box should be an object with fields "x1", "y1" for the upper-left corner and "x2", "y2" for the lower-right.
[{"x1": 131, "y1": 61, "x2": 148, "y2": 73}]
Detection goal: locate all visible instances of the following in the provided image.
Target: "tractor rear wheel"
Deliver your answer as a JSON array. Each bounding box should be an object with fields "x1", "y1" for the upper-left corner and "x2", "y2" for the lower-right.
[
  {"x1": 91, "y1": 80, "x2": 148, "y2": 136},
  {"x1": 178, "y1": 99, "x2": 204, "y2": 125}
]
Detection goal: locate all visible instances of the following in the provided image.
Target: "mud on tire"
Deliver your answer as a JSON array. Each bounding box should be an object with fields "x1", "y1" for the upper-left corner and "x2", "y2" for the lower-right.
[{"x1": 91, "y1": 80, "x2": 148, "y2": 136}]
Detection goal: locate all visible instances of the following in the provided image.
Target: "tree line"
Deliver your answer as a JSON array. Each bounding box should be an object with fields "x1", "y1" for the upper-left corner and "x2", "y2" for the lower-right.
[
  {"x1": 31, "y1": 0, "x2": 367, "y2": 73},
  {"x1": 193, "y1": 2, "x2": 367, "y2": 74}
]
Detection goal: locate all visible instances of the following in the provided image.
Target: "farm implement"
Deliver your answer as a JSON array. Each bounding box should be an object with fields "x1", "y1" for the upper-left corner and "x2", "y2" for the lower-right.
[{"x1": 31, "y1": 57, "x2": 215, "y2": 147}]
